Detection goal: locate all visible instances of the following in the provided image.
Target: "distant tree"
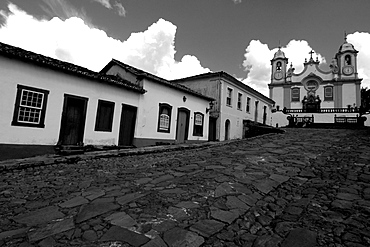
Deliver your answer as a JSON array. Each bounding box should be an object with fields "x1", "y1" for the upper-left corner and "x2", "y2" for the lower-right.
[{"x1": 361, "y1": 87, "x2": 370, "y2": 113}]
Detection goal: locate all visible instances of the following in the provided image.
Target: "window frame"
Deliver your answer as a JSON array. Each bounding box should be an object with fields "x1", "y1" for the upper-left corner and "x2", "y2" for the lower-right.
[
  {"x1": 193, "y1": 112, "x2": 204, "y2": 137},
  {"x1": 291, "y1": 87, "x2": 300, "y2": 102},
  {"x1": 226, "y1": 87, "x2": 233, "y2": 107},
  {"x1": 157, "y1": 103, "x2": 172, "y2": 133},
  {"x1": 237, "y1": 92, "x2": 242, "y2": 110},
  {"x1": 12, "y1": 84, "x2": 49, "y2": 128},
  {"x1": 324, "y1": 86, "x2": 334, "y2": 101},
  {"x1": 246, "y1": 97, "x2": 251, "y2": 113},
  {"x1": 94, "y1": 99, "x2": 115, "y2": 132}
]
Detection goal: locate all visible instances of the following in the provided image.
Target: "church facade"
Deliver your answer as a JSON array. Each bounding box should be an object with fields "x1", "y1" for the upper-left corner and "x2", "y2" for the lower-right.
[{"x1": 269, "y1": 38, "x2": 362, "y2": 126}]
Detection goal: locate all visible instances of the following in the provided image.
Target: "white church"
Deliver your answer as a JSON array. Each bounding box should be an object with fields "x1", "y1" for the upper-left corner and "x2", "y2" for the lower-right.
[{"x1": 269, "y1": 37, "x2": 365, "y2": 127}]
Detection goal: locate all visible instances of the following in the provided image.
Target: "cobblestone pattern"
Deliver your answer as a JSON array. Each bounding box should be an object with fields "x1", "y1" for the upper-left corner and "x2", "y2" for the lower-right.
[{"x1": 0, "y1": 129, "x2": 369, "y2": 247}]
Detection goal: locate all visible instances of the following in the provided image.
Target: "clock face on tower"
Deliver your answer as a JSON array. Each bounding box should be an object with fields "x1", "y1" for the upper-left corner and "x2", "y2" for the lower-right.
[
  {"x1": 342, "y1": 66, "x2": 354, "y2": 75},
  {"x1": 274, "y1": 71, "x2": 283, "y2": 80}
]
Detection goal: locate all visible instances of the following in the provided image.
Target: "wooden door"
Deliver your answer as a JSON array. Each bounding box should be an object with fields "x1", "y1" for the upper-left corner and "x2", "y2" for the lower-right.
[
  {"x1": 59, "y1": 95, "x2": 88, "y2": 145},
  {"x1": 176, "y1": 108, "x2": 189, "y2": 143},
  {"x1": 118, "y1": 104, "x2": 137, "y2": 146},
  {"x1": 225, "y1": 119, "x2": 230, "y2": 140},
  {"x1": 263, "y1": 106, "x2": 267, "y2": 125},
  {"x1": 208, "y1": 117, "x2": 217, "y2": 141}
]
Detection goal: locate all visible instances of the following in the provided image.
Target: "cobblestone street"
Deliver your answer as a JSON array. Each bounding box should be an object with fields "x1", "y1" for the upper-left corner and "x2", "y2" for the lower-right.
[{"x1": 1, "y1": 128, "x2": 370, "y2": 247}]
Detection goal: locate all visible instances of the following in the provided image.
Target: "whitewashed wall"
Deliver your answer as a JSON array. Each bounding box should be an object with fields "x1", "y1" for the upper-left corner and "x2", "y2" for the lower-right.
[{"x1": 0, "y1": 56, "x2": 140, "y2": 146}]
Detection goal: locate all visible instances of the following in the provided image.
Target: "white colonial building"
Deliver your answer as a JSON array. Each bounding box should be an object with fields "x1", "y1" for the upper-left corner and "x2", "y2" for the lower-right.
[
  {"x1": 269, "y1": 37, "x2": 363, "y2": 127},
  {"x1": 172, "y1": 72, "x2": 275, "y2": 141}
]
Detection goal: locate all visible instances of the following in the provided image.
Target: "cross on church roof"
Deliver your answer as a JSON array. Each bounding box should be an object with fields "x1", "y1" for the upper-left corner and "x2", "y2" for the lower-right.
[{"x1": 309, "y1": 50, "x2": 314, "y2": 59}]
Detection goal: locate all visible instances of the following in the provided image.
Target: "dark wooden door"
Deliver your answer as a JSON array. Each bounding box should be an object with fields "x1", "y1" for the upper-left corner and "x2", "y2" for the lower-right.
[
  {"x1": 263, "y1": 106, "x2": 267, "y2": 125},
  {"x1": 59, "y1": 95, "x2": 88, "y2": 145},
  {"x1": 118, "y1": 104, "x2": 137, "y2": 146},
  {"x1": 208, "y1": 117, "x2": 217, "y2": 141},
  {"x1": 176, "y1": 108, "x2": 189, "y2": 143}
]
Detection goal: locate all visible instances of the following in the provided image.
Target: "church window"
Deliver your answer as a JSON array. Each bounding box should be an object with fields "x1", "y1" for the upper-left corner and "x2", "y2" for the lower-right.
[
  {"x1": 291, "y1": 88, "x2": 300, "y2": 102},
  {"x1": 157, "y1": 103, "x2": 172, "y2": 133},
  {"x1": 12, "y1": 84, "x2": 49, "y2": 128},
  {"x1": 193, "y1": 112, "x2": 204, "y2": 136},
  {"x1": 324, "y1": 86, "x2": 333, "y2": 101},
  {"x1": 344, "y1": 55, "x2": 351, "y2": 65},
  {"x1": 226, "y1": 88, "x2": 233, "y2": 106},
  {"x1": 276, "y1": 61, "x2": 282, "y2": 71}
]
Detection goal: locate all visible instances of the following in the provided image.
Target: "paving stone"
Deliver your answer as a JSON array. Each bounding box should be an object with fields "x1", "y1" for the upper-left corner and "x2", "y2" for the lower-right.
[
  {"x1": 13, "y1": 206, "x2": 65, "y2": 226},
  {"x1": 210, "y1": 207, "x2": 239, "y2": 224},
  {"x1": 331, "y1": 199, "x2": 353, "y2": 210},
  {"x1": 253, "y1": 179, "x2": 279, "y2": 194},
  {"x1": 336, "y1": 193, "x2": 361, "y2": 201},
  {"x1": 214, "y1": 182, "x2": 235, "y2": 197},
  {"x1": 189, "y1": 220, "x2": 225, "y2": 237},
  {"x1": 76, "y1": 202, "x2": 120, "y2": 223},
  {"x1": 269, "y1": 174, "x2": 290, "y2": 184},
  {"x1": 0, "y1": 228, "x2": 29, "y2": 240},
  {"x1": 168, "y1": 206, "x2": 189, "y2": 221},
  {"x1": 82, "y1": 188, "x2": 105, "y2": 201},
  {"x1": 151, "y1": 175, "x2": 175, "y2": 184},
  {"x1": 116, "y1": 192, "x2": 148, "y2": 205},
  {"x1": 281, "y1": 228, "x2": 317, "y2": 247},
  {"x1": 284, "y1": 206, "x2": 303, "y2": 215},
  {"x1": 238, "y1": 194, "x2": 258, "y2": 206},
  {"x1": 82, "y1": 230, "x2": 97, "y2": 241},
  {"x1": 231, "y1": 183, "x2": 253, "y2": 194},
  {"x1": 38, "y1": 236, "x2": 56, "y2": 247},
  {"x1": 59, "y1": 196, "x2": 89, "y2": 208},
  {"x1": 104, "y1": 211, "x2": 137, "y2": 228},
  {"x1": 142, "y1": 237, "x2": 168, "y2": 247},
  {"x1": 135, "y1": 177, "x2": 153, "y2": 185},
  {"x1": 175, "y1": 201, "x2": 201, "y2": 209},
  {"x1": 159, "y1": 188, "x2": 186, "y2": 194},
  {"x1": 253, "y1": 234, "x2": 283, "y2": 247},
  {"x1": 163, "y1": 227, "x2": 204, "y2": 247},
  {"x1": 226, "y1": 196, "x2": 250, "y2": 210},
  {"x1": 101, "y1": 226, "x2": 150, "y2": 247},
  {"x1": 28, "y1": 218, "x2": 74, "y2": 242}
]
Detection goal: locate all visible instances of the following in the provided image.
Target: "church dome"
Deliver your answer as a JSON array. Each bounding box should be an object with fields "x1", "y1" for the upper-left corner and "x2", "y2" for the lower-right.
[
  {"x1": 339, "y1": 40, "x2": 357, "y2": 53},
  {"x1": 273, "y1": 48, "x2": 286, "y2": 59}
]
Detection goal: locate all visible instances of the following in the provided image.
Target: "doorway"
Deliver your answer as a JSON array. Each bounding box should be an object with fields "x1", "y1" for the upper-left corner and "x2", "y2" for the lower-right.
[
  {"x1": 254, "y1": 101, "x2": 259, "y2": 122},
  {"x1": 58, "y1": 94, "x2": 88, "y2": 145},
  {"x1": 225, "y1": 119, "x2": 230, "y2": 140},
  {"x1": 118, "y1": 104, "x2": 137, "y2": 146},
  {"x1": 176, "y1": 108, "x2": 190, "y2": 143},
  {"x1": 263, "y1": 106, "x2": 267, "y2": 125},
  {"x1": 208, "y1": 117, "x2": 217, "y2": 141}
]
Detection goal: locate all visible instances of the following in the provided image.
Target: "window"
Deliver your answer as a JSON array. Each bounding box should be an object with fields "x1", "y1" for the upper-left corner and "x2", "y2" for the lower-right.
[
  {"x1": 157, "y1": 103, "x2": 172, "y2": 133},
  {"x1": 246, "y1": 97, "x2": 251, "y2": 112},
  {"x1": 193, "y1": 112, "x2": 204, "y2": 136},
  {"x1": 291, "y1": 88, "x2": 300, "y2": 102},
  {"x1": 324, "y1": 86, "x2": 333, "y2": 101},
  {"x1": 226, "y1": 88, "x2": 233, "y2": 106},
  {"x1": 237, "y1": 93, "x2": 242, "y2": 110},
  {"x1": 276, "y1": 61, "x2": 282, "y2": 71},
  {"x1": 12, "y1": 85, "x2": 49, "y2": 128},
  {"x1": 95, "y1": 100, "x2": 115, "y2": 132},
  {"x1": 345, "y1": 55, "x2": 351, "y2": 65}
]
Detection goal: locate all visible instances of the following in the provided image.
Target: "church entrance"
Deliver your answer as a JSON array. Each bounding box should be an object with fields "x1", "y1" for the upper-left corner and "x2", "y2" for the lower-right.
[{"x1": 302, "y1": 94, "x2": 321, "y2": 113}]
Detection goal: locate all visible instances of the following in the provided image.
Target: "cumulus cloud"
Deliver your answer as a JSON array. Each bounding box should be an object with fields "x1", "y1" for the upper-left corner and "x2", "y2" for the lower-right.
[
  {"x1": 0, "y1": 3, "x2": 209, "y2": 79},
  {"x1": 232, "y1": 0, "x2": 242, "y2": 4},
  {"x1": 241, "y1": 36, "x2": 370, "y2": 96}
]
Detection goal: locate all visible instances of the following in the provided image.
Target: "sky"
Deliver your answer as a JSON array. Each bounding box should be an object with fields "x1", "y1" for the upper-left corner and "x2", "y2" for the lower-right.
[{"x1": 1, "y1": 0, "x2": 370, "y2": 97}]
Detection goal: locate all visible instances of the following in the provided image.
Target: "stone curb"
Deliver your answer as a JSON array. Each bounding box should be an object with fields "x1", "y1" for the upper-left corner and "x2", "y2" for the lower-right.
[{"x1": 0, "y1": 133, "x2": 281, "y2": 172}]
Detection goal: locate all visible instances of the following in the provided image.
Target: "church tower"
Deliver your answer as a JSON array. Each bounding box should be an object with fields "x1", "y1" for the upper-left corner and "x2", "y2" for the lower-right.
[
  {"x1": 270, "y1": 47, "x2": 288, "y2": 83},
  {"x1": 336, "y1": 35, "x2": 358, "y2": 80}
]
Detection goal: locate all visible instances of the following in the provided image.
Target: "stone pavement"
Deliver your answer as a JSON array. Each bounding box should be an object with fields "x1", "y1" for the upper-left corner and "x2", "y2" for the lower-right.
[{"x1": 0, "y1": 128, "x2": 370, "y2": 247}]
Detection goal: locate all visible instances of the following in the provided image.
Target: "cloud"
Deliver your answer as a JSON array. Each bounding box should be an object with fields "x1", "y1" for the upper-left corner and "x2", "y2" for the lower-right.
[
  {"x1": 40, "y1": 0, "x2": 91, "y2": 24},
  {"x1": 91, "y1": 0, "x2": 127, "y2": 17},
  {"x1": 240, "y1": 36, "x2": 370, "y2": 96},
  {"x1": 0, "y1": 4, "x2": 210, "y2": 80},
  {"x1": 92, "y1": 0, "x2": 112, "y2": 9},
  {"x1": 232, "y1": 0, "x2": 242, "y2": 4},
  {"x1": 114, "y1": 2, "x2": 126, "y2": 17}
]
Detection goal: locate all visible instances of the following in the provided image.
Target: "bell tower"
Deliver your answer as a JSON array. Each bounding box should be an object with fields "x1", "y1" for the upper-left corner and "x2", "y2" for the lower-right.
[
  {"x1": 336, "y1": 34, "x2": 358, "y2": 80},
  {"x1": 271, "y1": 47, "x2": 288, "y2": 83}
]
